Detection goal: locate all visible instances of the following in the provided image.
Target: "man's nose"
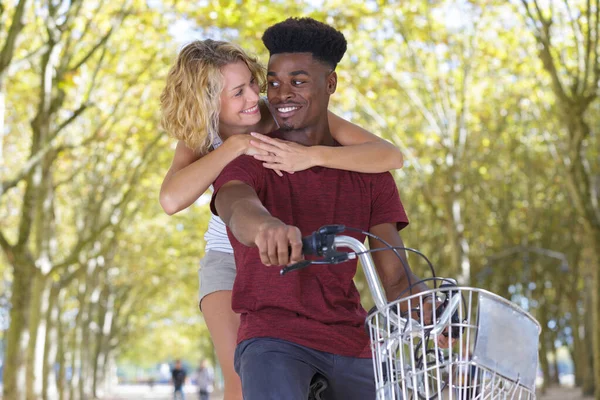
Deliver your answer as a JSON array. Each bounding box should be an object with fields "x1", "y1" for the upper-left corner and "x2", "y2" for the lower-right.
[{"x1": 278, "y1": 82, "x2": 294, "y2": 102}]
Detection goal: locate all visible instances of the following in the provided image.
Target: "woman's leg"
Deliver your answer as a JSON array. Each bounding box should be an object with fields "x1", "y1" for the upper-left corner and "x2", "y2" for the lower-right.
[{"x1": 201, "y1": 290, "x2": 242, "y2": 400}]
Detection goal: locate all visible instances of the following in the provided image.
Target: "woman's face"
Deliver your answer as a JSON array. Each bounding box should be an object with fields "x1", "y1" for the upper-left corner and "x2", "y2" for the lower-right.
[{"x1": 219, "y1": 60, "x2": 261, "y2": 134}]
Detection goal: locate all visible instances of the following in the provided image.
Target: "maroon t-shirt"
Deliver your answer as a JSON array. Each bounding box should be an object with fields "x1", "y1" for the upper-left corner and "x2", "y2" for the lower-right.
[{"x1": 211, "y1": 146, "x2": 409, "y2": 358}]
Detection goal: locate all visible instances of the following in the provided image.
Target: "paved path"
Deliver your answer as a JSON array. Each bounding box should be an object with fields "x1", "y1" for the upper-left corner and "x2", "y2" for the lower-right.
[
  {"x1": 105, "y1": 384, "x2": 223, "y2": 399},
  {"x1": 106, "y1": 384, "x2": 587, "y2": 399},
  {"x1": 538, "y1": 386, "x2": 587, "y2": 399}
]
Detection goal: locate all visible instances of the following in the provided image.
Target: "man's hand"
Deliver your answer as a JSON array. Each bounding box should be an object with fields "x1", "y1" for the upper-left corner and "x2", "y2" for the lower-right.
[{"x1": 255, "y1": 219, "x2": 303, "y2": 266}]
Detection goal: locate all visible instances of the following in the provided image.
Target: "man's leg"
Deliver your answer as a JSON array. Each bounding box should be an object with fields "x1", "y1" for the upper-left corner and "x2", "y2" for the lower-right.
[
  {"x1": 324, "y1": 355, "x2": 376, "y2": 400},
  {"x1": 234, "y1": 338, "x2": 320, "y2": 400}
]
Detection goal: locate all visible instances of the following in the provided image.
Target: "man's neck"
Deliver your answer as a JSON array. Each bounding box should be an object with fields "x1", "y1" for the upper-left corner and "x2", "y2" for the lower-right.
[
  {"x1": 279, "y1": 124, "x2": 335, "y2": 147},
  {"x1": 219, "y1": 123, "x2": 249, "y2": 140}
]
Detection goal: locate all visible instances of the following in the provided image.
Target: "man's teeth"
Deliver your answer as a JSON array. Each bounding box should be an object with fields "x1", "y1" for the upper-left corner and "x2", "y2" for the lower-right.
[
  {"x1": 242, "y1": 105, "x2": 258, "y2": 113},
  {"x1": 278, "y1": 106, "x2": 299, "y2": 113}
]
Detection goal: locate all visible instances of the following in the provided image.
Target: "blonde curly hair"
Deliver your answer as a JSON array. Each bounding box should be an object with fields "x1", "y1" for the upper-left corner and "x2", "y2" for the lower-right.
[{"x1": 160, "y1": 39, "x2": 266, "y2": 154}]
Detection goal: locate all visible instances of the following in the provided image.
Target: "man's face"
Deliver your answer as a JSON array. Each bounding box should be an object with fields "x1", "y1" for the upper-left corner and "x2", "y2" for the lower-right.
[{"x1": 266, "y1": 53, "x2": 336, "y2": 131}]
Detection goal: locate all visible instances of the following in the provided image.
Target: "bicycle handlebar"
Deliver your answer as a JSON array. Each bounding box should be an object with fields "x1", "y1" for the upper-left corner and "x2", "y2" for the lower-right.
[
  {"x1": 281, "y1": 226, "x2": 388, "y2": 311},
  {"x1": 281, "y1": 225, "x2": 462, "y2": 334}
]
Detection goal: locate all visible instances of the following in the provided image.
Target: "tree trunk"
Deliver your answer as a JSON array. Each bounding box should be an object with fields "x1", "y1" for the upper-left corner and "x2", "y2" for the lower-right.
[
  {"x1": 592, "y1": 232, "x2": 600, "y2": 400},
  {"x1": 92, "y1": 288, "x2": 112, "y2": 398},
  {"x1": 42, "y1": 283, "x2": 61, "y2": 400},
  {"x1": 551, "y1": 338, "x2": 561, "y2": 385},
  {"x1": 26, "y1": 270, "x2": 49, "y2": 400},
  {"x1": 69, "y1": 314, "x2": 82, "y2": 400},
  {"x1": 80, "y1": 298, "x2": 92, "y2": 399},
  {"x1": 56, "y1": 295, "x2": 68, "y2": 400},
  {"x1": 3, "y1": 262, "x2": 33, "y2": 400},
  {"x1": 570, "y1": 293, "x2": 586, "y2": 387},
  {"x1": 538, "y1": 304, "x2": 550, "y2": 393},
  {"x1": 583, "y1": 280, "x2": 596, "y2": 396}
]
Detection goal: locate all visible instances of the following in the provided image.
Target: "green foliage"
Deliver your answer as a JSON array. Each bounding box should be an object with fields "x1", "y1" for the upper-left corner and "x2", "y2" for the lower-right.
[{"x1": 0, "y1": 0, "x2": 598, "y2": 395}]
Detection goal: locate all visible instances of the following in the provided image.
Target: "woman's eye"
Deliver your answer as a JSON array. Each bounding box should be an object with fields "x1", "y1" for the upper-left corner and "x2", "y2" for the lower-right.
[
  {"x1": 235, "y1": 89, "x2": 243, "y2": 97},
  {"x1": 250, "y1": 77, "x2": 256, "y2": 85}
]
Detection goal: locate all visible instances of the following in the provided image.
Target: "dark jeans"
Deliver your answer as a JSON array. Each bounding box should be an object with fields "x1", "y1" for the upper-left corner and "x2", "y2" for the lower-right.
[
  {"x1": 198, "y1": 389, "x2": 210, "y2": 400},
  {"x1": 174, "y1": 386, "x2": 185, "y2": 400},
  {"x1": 234, "y1": 337, "x2": 375, "y2": 400}
]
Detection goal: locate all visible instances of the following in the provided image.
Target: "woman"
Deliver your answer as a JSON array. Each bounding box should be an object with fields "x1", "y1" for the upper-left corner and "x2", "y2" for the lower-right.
[{"x1": 159, "y1": 39, "x2": 404, "y2": 400}]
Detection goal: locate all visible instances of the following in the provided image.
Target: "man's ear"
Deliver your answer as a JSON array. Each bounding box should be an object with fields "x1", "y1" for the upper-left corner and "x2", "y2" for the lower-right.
[{"x1": 327, "y1": 71, "x2": 337, "y2": 94}]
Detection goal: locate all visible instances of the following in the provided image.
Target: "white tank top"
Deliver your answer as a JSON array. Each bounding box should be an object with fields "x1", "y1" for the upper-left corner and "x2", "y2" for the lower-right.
[
  {"x1": 203, "y1": 98, "x2": 277, "y2": 254},
  {"x1": 204, "y1": 135, "x2": 234, "y2": 253}
]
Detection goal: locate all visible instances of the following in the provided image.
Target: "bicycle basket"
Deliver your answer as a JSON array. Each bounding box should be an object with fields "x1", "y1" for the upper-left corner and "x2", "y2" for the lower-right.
[{"x1": 367, "y1": 286, "x2": 541, "y2": 400}]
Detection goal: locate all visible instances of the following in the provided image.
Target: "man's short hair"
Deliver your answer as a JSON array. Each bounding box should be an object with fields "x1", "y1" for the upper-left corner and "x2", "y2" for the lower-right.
[{"x1": 262, "y1": 17, "x2": 347, "y2": 70}]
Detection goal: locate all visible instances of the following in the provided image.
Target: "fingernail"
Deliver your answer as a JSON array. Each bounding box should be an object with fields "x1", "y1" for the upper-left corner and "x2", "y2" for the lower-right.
[{"x1": 250, "y1": 132, "x2": 258, "y2": 137}]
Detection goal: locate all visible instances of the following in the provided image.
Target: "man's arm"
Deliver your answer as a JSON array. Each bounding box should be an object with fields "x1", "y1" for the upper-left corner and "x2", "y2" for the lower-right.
[
  {"x1": 214, "y1": 180, "x2": 303, "y2": 266},
  {"x1": 368, "y1": 223, "x2": 428, "y2": 301}
]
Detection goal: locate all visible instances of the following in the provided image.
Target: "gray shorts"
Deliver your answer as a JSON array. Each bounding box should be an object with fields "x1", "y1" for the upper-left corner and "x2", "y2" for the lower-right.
[{"x1": 198, "y1": 250, "x2": 236, "y2": 308}]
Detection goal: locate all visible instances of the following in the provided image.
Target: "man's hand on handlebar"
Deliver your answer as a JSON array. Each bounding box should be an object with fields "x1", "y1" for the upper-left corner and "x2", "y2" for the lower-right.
[
  {"x1": 409, "y1": 295, "x2": 455, "y2": 349},
  {"x1": 255, "y1": 219, "x2": 303, "y2": 266}
]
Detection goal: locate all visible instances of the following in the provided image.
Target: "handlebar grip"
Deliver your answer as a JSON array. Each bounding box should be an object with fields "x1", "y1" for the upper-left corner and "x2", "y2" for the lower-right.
[
  {"x1": 301, "y1": 235, "x2": 319, "y2": 255},
  {"x1": 301, "y1": 225, "x2": 346, "y2": 256}
]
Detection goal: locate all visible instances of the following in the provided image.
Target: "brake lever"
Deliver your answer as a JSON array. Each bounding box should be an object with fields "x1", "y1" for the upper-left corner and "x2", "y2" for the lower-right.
[{"x1": 280, "y1": 260, "x2": 313, "y2": 275}]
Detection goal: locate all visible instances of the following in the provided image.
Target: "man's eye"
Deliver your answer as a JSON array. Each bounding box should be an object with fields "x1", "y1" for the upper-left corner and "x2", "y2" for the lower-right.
[
  {"x1": 293, "y1": 80, "x2": 305, "y2": 85},
  {"x1": 268, "y1": 81, "x2": 280, "y2": 88}
]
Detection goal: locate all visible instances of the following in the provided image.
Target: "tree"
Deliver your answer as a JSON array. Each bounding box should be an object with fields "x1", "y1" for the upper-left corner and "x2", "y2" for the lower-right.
[
  {"x1": 0, "y1": 0, "x2": 176, "y2": 398},
  {"x1": 516, "y1": 0, "x2": 600, "y2": 396}
]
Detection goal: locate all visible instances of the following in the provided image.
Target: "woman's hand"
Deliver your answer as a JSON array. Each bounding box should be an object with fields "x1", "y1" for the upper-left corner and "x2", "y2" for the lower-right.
[
  {"x1": 226, "y1": 134, "x2": 267, "y2": 157},
  {"x1": 249, "y1": 132, "x2": 317, "y2": 174},
  {"x1": 225, "y1": 134, "x2": 285, "y2": 176}
]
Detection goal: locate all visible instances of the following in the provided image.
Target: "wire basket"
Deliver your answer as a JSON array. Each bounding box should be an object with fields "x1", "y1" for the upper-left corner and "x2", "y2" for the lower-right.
[{"x1": 367, "y1": 286, "x2": 541, "y2": 400}]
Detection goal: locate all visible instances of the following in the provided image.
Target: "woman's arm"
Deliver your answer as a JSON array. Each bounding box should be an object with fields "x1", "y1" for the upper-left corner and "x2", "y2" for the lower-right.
[
  {"x1": 159, "y1": 136, "x2": 263, "y2": 215},
  {"x1": 323, "y1": 111, "x2": 404, "y2": 171},
  {"x1": 250, "y1": 111, "x2": 404, "y2": 173}
]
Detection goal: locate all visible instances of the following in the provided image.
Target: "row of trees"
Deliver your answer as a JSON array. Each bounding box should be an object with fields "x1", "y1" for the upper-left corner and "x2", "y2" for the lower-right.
[
  {"x1": 0, "y1": 0, "x2": 598, "y2": 399},
  {"x1": 0, "y1": 1, "x2": 213, "y2": 399}
]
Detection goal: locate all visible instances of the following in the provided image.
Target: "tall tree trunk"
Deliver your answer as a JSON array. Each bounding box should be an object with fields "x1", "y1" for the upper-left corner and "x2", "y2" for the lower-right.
[
  {"x1": 592, "y1": 233, "x2": 600, "y2": 400},
  {"x1": 538, "y1": 303, "x2": 550, "y2": 393},
  {"x1": 92, "y1": 288, "x2": 110, "y2": 398},
  {"x1": 583, "y1": 280, "x2": 596, "y2": 396},
  {"x1": 69, "y1": 312, "x2": 82, "y2": 400},
  {"x1": 570, "y1": 294, "x2": 586, "y2": 387},
  {"x1": 56, "y1": 292, "x2": 68, "y2": 400},
  {"x1": 3, "y1": 262, "x2": 34, "y2": 400},
  {"x1": 42, "y1": 283, "x2": 61, "y2": 400},
  {"x1": 551, "y1": 338, "x2": 561, "y2": 385},
  {"x1": 80, "y1": 299, "x2": 92, "y2": 399},
  {"x1": 26, "y1": 271, "x2": 49, "y2": 400}
]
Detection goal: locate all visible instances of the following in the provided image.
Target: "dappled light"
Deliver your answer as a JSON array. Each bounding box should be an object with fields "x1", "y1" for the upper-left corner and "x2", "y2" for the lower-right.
[{"x1": 0, "y1": 0, "x2": 598, "y2": 399}]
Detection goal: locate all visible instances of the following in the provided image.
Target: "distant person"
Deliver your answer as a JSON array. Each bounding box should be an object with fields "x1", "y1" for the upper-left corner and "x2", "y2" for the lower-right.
[
  {"x1": 171, "y1": 359, "x2": 187, "y2": 400},
  {"x1": 195, "y1": 359, "x2": 215, "y2": 400}
]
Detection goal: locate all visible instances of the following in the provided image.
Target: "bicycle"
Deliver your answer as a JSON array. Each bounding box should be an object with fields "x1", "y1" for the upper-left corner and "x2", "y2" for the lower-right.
[{"x1": 282, "y1": 225, "x2": 541, "y2": 400}]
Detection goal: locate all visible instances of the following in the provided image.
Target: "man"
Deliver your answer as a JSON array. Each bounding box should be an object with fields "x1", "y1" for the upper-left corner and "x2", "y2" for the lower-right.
[
  {"x1": 171, "y1": 359, "x2": 187, "y2": 400},
  {"x1": 211, "y1": 17, "x2": 427, "y2": 399}
]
